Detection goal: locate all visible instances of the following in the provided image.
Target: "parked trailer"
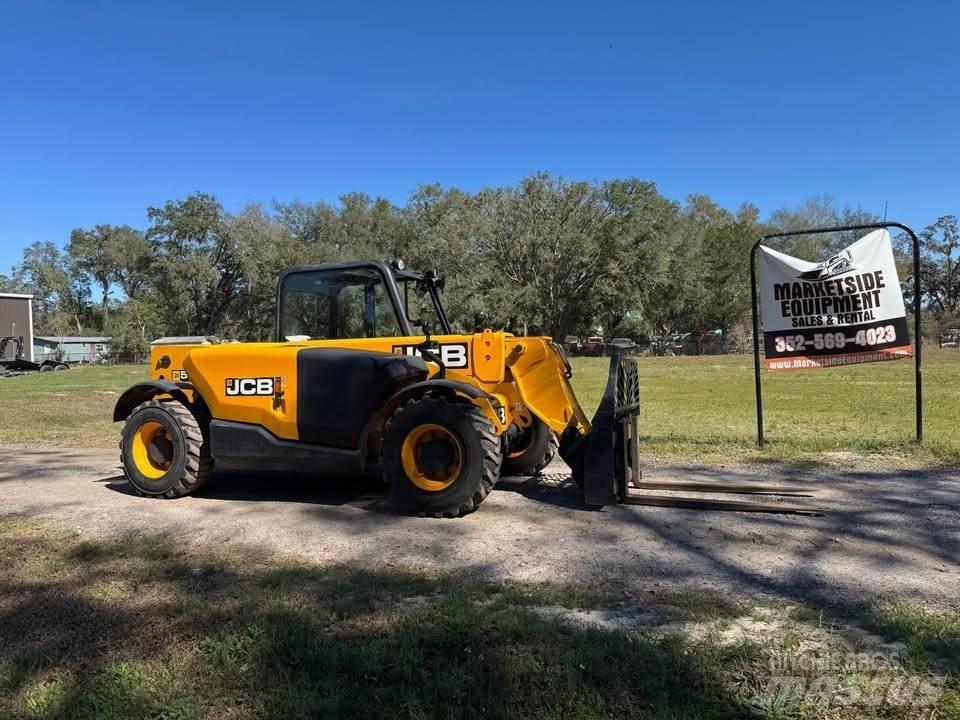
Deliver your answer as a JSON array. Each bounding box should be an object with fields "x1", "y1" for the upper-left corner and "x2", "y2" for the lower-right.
[{"x1": 0, "y1": 336, "x2": 67, "y2": 376}]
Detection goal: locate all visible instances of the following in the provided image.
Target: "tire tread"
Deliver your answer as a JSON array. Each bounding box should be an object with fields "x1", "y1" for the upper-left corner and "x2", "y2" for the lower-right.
[
  {"x1": 503, "y1": 420, "x2": 559, "y2": 476},
  {"x1": 384, "y1": 395, "x2": 502, "y2": 518},
  {"x1": 121, "y1": 399, "x2": 211, "y2": 498}
]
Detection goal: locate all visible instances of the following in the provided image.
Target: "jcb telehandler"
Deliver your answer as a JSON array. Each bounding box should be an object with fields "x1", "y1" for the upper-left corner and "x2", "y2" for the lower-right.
[{"x1": 113, "y1": 261, "x2": 816, "y2": 517}]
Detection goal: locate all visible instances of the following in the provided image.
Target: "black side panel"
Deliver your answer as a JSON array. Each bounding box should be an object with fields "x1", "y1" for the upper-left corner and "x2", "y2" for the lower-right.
[
  {"x1": 297, "y1": 348, "x2": 428, "y2": 448},
  {"x1": 210, "y1": 420, "x2": 362, "y2": 473}
]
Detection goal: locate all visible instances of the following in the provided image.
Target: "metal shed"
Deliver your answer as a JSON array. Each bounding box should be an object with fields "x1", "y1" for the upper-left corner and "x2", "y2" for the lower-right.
[{"x1": 0, "y1": 293, "x2": 34, "y2": 362}]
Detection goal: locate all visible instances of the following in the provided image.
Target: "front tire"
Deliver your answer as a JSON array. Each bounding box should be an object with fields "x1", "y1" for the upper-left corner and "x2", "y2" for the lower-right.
[
  {"x1": 502, "y1": 418, "x2": 559, "y2": 476},
  {"x1": 383, "y1": 396, "x2": 502, "y2": 518},
  {"x1": 120, "y1": 399, "x2": 211, "y2": 498}
]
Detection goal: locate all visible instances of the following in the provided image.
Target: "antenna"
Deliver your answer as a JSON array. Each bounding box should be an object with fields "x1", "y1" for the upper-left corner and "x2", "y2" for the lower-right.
[{"x1": 882, "y1": 200, "x2": 888, "y2": 222}]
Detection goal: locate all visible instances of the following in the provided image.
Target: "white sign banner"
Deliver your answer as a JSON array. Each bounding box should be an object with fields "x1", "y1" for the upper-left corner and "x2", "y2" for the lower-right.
[{"x1": 758, "y1": 229, "x2": 912, "y2": 371}]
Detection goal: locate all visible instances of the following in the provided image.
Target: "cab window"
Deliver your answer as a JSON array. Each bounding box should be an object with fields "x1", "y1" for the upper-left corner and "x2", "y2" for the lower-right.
[
  {"x1": 280, "y1": 268, "x2": 403, "y2": 340},
  {"x1": 402, "y1": 280, "x2": 441, "y2": 333}
]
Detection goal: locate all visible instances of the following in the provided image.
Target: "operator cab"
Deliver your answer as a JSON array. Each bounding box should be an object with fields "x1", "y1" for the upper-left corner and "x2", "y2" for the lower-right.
[{"x1": 276, "y1": 260, "x2": 451, "y2": 342}]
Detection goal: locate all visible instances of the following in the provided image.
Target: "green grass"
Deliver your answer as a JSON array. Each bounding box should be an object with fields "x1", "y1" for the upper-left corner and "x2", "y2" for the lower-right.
[
  {"x1": 0, "y1": 518, "x2": 746, "y2": 719},
  {"x1": 1, "y1": 517, "x2": 956, "y2": 720},
  {"x1": 860, "y1": 600, "x2": 960, "y2": 676},
  {"x1": 571, "y1": 349, "x2": 960, "y2": 468},
  {"x1": 2, "y1": 351, "x2": 960, "y2": 468},
  {"x1": 0, "y1": 365, "x2": 147, "y2": 448}
]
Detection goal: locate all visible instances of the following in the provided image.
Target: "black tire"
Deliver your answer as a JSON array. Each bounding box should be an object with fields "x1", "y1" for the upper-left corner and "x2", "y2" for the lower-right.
[
  {"x1": 39, "y1": 365, "x2": 53, "y2": 372},
  {"x1": 383, "y1": 395, "x2": 502, "y2": 518},
  {"x1": 502, "y1": 418, "x2": 559, "y2": 476},
  {"x1": 54, "y1": 364, "x2": 68, "y2": 371},
  {"x1": 120, "y1": 399, "x2": 211, "y2": 498}
]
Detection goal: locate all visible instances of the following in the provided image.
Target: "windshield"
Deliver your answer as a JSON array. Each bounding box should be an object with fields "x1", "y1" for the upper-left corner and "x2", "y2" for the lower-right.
[{"x1": 279, "y1": 268, "x2": 404, "y2": 341}]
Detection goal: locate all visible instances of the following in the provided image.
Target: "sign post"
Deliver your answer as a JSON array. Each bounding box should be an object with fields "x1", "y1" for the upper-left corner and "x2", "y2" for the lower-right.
[{"x1": 749, "y1": 222, "x2": 922, "y2": 445}]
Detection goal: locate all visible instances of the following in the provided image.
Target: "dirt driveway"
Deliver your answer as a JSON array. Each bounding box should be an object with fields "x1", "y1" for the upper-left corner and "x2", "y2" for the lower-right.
[{"x1": 1, "y1": 445, "x2": 957, "y2": 607}]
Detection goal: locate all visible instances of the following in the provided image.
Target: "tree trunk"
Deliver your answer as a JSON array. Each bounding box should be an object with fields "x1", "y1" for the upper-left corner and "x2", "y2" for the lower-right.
[{"x1": 101, "y1": 282, "x2": 109, "y2": 323}]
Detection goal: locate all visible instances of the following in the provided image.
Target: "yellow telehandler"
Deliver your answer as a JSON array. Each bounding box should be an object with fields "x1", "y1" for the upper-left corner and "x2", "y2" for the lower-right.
[{"x1": 113, "y1": 261, "x2": 815, "y2": 517}]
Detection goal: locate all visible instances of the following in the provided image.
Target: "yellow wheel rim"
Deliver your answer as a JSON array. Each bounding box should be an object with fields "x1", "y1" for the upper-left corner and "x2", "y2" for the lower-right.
[
  {"x1": 400, "y1": 423, "x2": 463, "y2": 492},
  {"x1": 130, "y1": 420, "x2": 174, "y2": 480}
]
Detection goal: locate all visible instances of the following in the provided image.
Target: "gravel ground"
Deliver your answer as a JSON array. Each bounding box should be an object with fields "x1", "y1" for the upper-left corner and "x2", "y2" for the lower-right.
[{"x1": 1, "y1": 445, "x2": 957, "y2": 607}]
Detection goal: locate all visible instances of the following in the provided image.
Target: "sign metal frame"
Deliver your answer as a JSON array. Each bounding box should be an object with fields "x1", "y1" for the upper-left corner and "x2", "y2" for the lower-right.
[{"x1": 749, "y1": 222, "x2": 922, "y2": 445}]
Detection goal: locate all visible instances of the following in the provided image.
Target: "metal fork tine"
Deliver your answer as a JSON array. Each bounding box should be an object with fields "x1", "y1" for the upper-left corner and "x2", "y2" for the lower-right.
[
  {"x1": 622, "y1": 490, "x2": 822, "y2": 516},
  {"x1": 628, "y1": 480, "x2": 813, "y2": 497}
]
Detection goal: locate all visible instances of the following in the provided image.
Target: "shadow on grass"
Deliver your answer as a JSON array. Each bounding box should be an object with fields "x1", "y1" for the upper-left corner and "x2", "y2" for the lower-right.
[
  {"x1": 847, "y1": 600, "x2": 960, "y2": 677},
  {"x1": 0, "y1": 520, "x2": 754, "y2": 720}
]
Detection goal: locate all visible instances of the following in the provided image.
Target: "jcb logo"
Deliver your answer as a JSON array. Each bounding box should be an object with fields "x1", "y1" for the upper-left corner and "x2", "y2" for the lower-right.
[
  {"x1": 393, "y1": 343, "x2": 469, "y2": 369},
  {"x1": 225, "y1": 376, "x2": 280, "y2": 396}
]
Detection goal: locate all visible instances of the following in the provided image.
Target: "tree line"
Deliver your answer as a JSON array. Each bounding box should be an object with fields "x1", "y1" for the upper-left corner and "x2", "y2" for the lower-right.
[{"x1": 1, "y1": 173, "x2": 957, "y2": 359}]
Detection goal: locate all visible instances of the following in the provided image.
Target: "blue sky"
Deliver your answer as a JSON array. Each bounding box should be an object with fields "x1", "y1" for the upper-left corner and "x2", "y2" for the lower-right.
[{"x1": 1, "y1": 0, "x2": 957, "y2": 274}]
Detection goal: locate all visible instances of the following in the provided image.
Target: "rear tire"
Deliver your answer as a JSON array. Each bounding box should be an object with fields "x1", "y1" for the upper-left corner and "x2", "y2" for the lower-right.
[
  {"x1": 120, "y1": 399, "x2": 211, "y2": 498},
  {"x1": 383, "y1": 396, "x2": 502, "y2": 518},
  {"x1": 54, "y1": 364, "x2": 68, "y2": 371},
  {"x1": 502, "y1": 418, "x2": 559, "y2": 476}
]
